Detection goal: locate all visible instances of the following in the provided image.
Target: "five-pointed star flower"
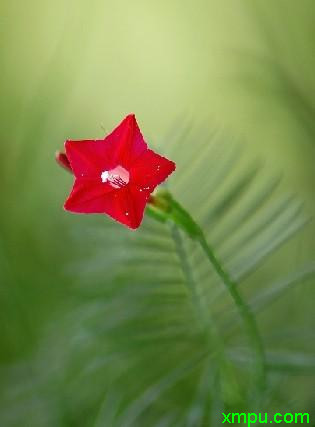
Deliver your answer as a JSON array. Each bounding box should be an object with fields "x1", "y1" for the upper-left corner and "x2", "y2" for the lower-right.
[{"x1": 61, "y1": 114, "x2": 176, "y2": 229}]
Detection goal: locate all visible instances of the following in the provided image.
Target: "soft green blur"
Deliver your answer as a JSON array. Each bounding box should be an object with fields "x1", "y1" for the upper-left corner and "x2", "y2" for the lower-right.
[{"x1": 0, "y1": 0, "x2": 314, "y2": 423}]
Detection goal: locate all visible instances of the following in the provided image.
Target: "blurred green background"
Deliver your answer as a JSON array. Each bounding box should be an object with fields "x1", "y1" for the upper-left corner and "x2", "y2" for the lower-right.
[{"x1": 0, "y1": 0, "x2": 314, "y2": 425}]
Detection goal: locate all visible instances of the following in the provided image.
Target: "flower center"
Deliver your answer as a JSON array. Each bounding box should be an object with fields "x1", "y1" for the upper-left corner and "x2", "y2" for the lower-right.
[{"x1": 101, "y1": 165, "x2": 130, "y2": 189}]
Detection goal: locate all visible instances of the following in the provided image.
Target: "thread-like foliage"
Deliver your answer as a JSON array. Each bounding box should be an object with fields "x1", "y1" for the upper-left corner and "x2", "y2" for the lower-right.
[{"x1": 0, "y1": 125, "x2": 313, "y2": 427}]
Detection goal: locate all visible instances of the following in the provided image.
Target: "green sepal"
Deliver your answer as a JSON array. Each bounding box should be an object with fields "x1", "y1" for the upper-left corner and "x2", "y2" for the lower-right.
[{"x1": 147, "y1": 190, "x2": 202, "y2": 239}]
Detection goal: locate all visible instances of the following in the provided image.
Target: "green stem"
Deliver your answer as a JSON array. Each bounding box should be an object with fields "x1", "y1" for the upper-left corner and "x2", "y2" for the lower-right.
[
  {"x1": 148, "y1": 191, "x2": 266, "y2": 393},
  {"x1": 171, "y1": 224, "x2": 240, "y2": 405},
  {"x1": 171, "y1": 224, "x2": 223, "y2": 351},
  {"x1": 197, "y1": 232, "x2": 266, "y2": 393}
]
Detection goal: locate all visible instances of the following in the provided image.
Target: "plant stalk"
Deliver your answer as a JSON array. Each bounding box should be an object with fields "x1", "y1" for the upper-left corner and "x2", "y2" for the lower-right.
[
  {"x1": 148, "y1": 192, "x2": 266, "y2": 393},
  {"x1": 197, "y1": 231, "x2": 266, "y2": 393}
]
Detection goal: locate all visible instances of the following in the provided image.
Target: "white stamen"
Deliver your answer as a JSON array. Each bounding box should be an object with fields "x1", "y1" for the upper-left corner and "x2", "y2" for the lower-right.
[{"x1": 101, "y1": 170, "x2": 109, "y2": 183}]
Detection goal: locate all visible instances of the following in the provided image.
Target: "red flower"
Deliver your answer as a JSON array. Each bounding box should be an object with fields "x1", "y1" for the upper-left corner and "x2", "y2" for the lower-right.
[{"x1": 60, "y1": 114, "x2": 175, "y2": 229}]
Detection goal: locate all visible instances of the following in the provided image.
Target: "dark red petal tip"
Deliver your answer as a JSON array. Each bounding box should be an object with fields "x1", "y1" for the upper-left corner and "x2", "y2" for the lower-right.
[{"x1": 55, "y1": 151, "x2": 73, "y2": 173}]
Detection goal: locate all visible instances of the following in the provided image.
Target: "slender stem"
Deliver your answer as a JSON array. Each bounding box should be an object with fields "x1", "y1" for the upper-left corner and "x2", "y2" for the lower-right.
[
  {"x1": 198, "y1": 232, "x2": 266, "y2": 393},
  {"x1": 171, "y1": 224, "x2": 241, "y2": 404},
  {"x1": 148, "y1": 192, "x2": 266, "y2": 393},
  {"x1": 171, "y1": 224, "x2": 223, "y2": 349}
]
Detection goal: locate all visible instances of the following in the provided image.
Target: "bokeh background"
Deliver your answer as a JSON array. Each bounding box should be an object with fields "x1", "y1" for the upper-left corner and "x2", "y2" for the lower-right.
[{"x1": 0, "y1": 0, "x2": 314, "y2": 425}]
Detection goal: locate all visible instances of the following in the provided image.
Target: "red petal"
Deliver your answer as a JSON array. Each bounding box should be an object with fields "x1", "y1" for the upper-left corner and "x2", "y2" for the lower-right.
[
  {"x1": 120, "y1": 185, "x2": 151, "y2": 229},
  {"x1": 65, "y1": 139, "x2": 113, "y2": 178},
  {"x1": 64, "y1": 180, "x2": 149, "y2": 229},
  {"x1": 104, "y1": 114, "x2": 147, "y2": 168},
  {"x1": 64, "y1": 178, "x2": 115, "y2": 213},
  {"x1": 95, "y1": 185, "x2": 150, "y2": 229},
  {"x1": 130, "y1": 149, "x2": 176, "y2": 192}
]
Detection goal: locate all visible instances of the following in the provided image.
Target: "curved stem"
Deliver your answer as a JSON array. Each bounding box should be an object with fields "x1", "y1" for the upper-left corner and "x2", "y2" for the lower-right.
[
  {"x1": 171, "y1": 224, "x2": 224, "y2": 351},
  {"x1": 171, "y1": 224, "x2": 240, "y2": 405},
  {"x1": 147, "y1": 193, "x2": 266, "y2": 393},
  {"x1": 198, "y1": 232, "x2": 266, "y2": 393}
]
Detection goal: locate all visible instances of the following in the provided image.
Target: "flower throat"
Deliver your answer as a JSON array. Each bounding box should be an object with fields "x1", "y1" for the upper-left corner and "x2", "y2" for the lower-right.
[{"x1": 101, "y1": 165, "x2": 130, "y2": 189}]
